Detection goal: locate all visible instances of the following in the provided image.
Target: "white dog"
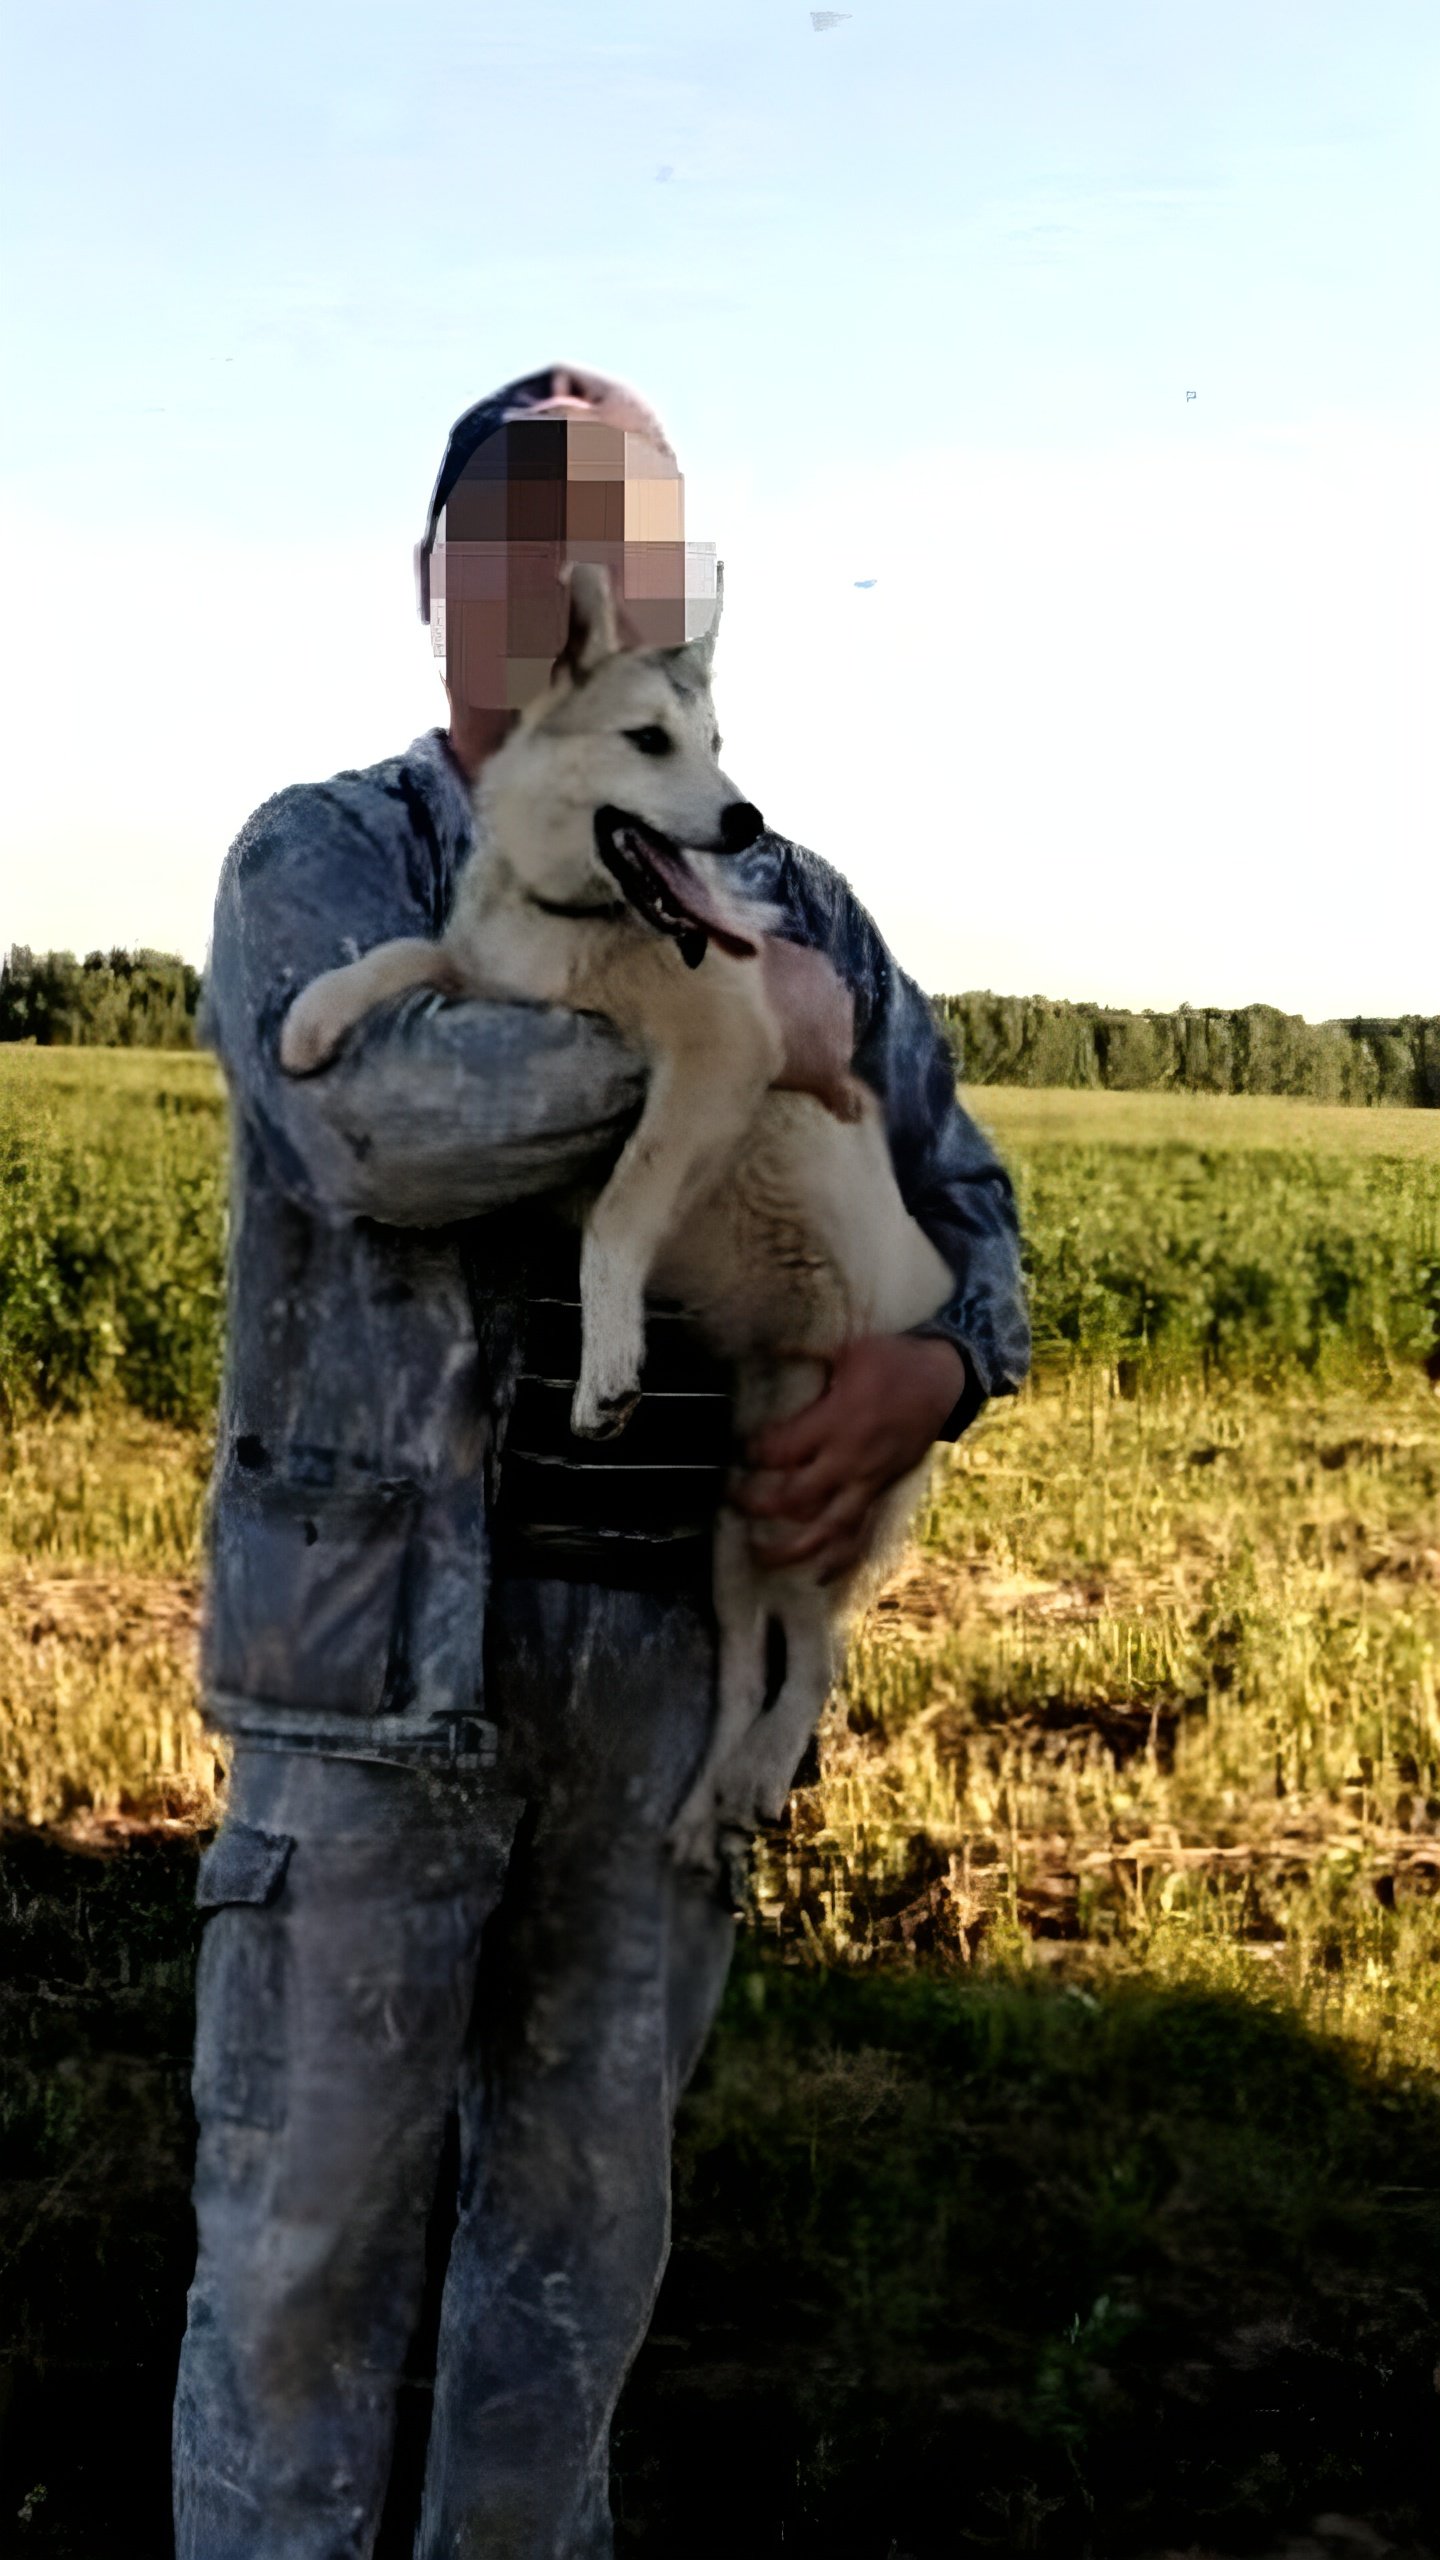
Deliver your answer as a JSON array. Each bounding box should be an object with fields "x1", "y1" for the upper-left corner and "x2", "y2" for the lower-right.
[{"x1": 280, "y1": 564, "x2": 951, "y2": 1866}]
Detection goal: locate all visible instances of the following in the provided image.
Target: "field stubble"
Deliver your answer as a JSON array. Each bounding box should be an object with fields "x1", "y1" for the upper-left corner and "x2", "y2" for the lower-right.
[
  {"x1": 767, "y1": 1367, "x2": 1440, "y2": 2083},
  {"x1": 4, "y1": 1370, "x2": 1440, "y2": 2088}
]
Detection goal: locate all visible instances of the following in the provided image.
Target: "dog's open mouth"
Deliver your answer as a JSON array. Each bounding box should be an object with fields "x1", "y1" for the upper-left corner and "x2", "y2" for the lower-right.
[{"x1": 594, "y1": 806, "x2": 761, "y2": 971}]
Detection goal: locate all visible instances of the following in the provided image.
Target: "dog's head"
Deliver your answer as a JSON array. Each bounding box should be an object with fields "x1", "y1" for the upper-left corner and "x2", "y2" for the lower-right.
[{"x1": 477, "y1": 564, "x2": 768, "y2": 967}]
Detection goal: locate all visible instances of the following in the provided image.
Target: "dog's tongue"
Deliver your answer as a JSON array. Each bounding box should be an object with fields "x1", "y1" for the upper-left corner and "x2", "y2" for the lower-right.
[{"x1": 644, "y1": 843, "x2": 760, "y2": 959}]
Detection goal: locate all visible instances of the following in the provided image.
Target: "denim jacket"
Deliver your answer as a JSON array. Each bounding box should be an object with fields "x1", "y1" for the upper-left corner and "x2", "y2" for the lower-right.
[{"x1": 199, "y1": 729, "x2": 1030, "y2": 1766}]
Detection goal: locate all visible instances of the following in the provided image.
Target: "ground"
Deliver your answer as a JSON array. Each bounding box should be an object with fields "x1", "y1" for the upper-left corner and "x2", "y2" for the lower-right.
[{"x1": 4, "y1": 1369, "x2": 1440, "y2": 2554}]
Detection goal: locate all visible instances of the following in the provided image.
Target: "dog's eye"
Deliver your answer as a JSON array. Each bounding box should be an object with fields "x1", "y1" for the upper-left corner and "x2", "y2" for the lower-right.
[
  {"x1": 622, "y1": 725, "x2": 674, "y2": 756},
  {"x1": 711, "y1": 731, "x2": 722, "y2": 757}
]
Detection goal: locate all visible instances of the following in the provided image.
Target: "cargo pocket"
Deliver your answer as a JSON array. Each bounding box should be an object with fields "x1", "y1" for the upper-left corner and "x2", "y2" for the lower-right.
[
  {"x1": 203, "y1": 1478, "x2": 420, "y2": 1717},
  {"x1": 192, "y1": 1821, "x2": 296, "y2": 2133}
]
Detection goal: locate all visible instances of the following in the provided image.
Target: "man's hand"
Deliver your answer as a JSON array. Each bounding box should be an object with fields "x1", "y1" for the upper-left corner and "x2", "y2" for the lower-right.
[
  {"x1": 730, "y1": 1335, "x2": 965, "y2": 1584},
  {"x1": 759, "y1": 938, "x2": 864, "y2": 1122}
]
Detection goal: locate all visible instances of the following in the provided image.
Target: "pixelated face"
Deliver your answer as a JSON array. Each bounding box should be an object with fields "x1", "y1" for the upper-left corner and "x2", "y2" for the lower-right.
[
  {"x1": 429, "y1": 414, "x2": 718, "y2": 714},
  {"x1": 479, "y1": 565, "x2": 765, "y2": 956}
]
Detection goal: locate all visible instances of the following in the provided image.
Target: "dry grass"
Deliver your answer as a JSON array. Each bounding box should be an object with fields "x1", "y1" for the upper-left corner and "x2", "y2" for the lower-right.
[
  {"x1": 969, "y1": 1083, "x2": 1440, "y2": 1160},
  {"x1": 5, "y1": 1368, "x2": 1440, "y2": 2087},
  {"x1": 758, "y1": 1366, "x2": 1440, "y2": 2082},
  {"x1": 0, "y1": 1412, "x2": 215, "y2": 1829},
  {"x1": 7, "y1": 1050, "x2": 1438, "y2": 1156}
]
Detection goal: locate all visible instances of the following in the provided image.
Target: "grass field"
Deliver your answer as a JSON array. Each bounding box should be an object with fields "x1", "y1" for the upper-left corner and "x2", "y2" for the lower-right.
[
  {"x1": 973, "y1": 1083, "x2": 1440, "y2": 1158},
  {"x1": 2, "y1": 1045, "x2": 1438, "y2": 2051},
  {"x1": 4, "y1": 1047, "x2": 1437, "y2": 1426},
  {"x1": 6, "y1": 1375, "x2": 1440, "y2": 2073},
  {"x1": 2, "y1": 1045, "x2": 1440, "y2": 2553}
]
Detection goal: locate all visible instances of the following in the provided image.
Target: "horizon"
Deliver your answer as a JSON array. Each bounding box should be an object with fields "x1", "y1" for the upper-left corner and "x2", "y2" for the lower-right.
[
  {"x1": 3, "y1": 1, "x2": 1438, "y2": 1013},
  {"x1": 3, "y1": 937, "x2": 1435, "y2": 1037}
]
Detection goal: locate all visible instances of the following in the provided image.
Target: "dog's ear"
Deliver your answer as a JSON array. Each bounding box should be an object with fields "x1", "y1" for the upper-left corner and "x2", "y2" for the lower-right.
[{"x1": 552, "y1": 561, "x2": 620, "y2": 686}]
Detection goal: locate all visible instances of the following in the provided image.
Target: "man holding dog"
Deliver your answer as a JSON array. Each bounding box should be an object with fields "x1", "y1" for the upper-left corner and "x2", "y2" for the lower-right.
[{"x1": 173, "y1": 364, "x2": 1030, "y2": 2558}]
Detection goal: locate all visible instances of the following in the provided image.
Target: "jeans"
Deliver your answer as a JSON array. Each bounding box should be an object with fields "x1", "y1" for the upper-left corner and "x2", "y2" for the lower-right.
[{"x1": 172, "y1": 1574, "x2": 737, "y2": 2559}]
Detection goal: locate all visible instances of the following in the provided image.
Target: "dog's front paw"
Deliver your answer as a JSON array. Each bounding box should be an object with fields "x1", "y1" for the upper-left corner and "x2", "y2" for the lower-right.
[
  {"x1": 279, "y1": 989, "x2": 340, "y2": 1077},
  {"x1": 570, "y1": 1327, "x2": 643, "y2": 1439}
]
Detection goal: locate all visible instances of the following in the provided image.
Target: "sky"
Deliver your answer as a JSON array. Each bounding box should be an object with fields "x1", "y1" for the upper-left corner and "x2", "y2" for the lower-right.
[{"x1": 2, "y1": 0, "x2": 1438, "y2": 1017}]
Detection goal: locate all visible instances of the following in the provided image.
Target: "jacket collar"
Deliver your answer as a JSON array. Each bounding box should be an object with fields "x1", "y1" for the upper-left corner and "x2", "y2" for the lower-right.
[{"x1": 401, "y1": 728, "x2": 478, "y2": 878}]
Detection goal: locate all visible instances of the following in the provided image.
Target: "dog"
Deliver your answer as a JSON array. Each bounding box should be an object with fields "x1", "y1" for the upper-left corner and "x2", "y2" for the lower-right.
[{"x1": 280, "y1": 563, "x2": 952, "y2": 1867}]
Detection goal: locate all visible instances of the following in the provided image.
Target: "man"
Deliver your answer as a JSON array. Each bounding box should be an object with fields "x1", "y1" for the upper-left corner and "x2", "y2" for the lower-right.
[{"x1": 172, "y1": 364, "x2": 1030, "y2": 2559}]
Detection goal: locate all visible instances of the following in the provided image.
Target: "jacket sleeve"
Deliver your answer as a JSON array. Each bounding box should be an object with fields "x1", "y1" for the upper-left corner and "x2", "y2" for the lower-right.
[
  {"x1": 771, "y1": 843, "x2": 1032, "y2": 1439},
  {"x1": 203, "y1": 782, "x2": 649, "y2": 1228}
]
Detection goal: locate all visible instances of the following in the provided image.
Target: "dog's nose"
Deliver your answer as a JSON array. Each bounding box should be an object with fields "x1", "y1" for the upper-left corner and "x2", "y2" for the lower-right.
[{"x1": 719, "y1": 800, "x2": 764, "y2": 851}]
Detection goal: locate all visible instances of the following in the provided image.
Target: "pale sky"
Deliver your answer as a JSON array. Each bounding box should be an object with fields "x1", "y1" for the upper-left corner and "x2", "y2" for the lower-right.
[{"x1": 3, "y1": 0, "x2": 1437, "y2": 1017}]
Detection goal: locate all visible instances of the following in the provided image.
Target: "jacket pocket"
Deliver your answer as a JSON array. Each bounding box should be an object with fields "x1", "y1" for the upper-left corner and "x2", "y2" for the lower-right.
[
  {"x1": 202, "y1": 1477, "x2": 420, "y2": 1717},
  {"x1": 196, "y1": 1819, "x2": 296, "y2": 1911},
  {"x1": 192, "y1": 1820, "x2": 295, "y2": 2132}
]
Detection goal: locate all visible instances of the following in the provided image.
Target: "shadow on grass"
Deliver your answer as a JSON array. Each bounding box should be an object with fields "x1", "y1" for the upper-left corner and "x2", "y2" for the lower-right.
[{"x1": 2, "y1": 1825, "x2": 1439, "y2": 2559}]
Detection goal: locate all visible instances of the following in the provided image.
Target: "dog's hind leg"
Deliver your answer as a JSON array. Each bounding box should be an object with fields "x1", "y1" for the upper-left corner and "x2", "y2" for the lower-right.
[
  {"x1": 713, "y1": 1587, "x2": 836, "y2": 1833},
  {"x1": 705, "y1": 1462, "x2": 934, "y2": 1839},
  {"x1": 668, "y1": 1508, "x2": 769, "y2": 1872},
  {"x1": 279, "y1": 939, "x2": 463, "y2": 1075}
]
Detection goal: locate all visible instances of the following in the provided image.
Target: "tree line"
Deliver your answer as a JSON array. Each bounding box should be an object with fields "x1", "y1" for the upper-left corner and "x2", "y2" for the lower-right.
[
  {"x1": 3, "y1": 947, "x2": 1438, "y2": 1105},
  {"x1": 0, "y1": 948, "x2": 202, "y2": 1050},
  {"x1": 933, "y1": 992, "x2": 1440, "y2": 1107}
]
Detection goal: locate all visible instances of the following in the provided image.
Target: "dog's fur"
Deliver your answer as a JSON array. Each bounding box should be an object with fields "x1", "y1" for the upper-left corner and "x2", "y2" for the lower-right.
[{"x1": 280, "y1": 565, "x2": 951, "y2": 1867}]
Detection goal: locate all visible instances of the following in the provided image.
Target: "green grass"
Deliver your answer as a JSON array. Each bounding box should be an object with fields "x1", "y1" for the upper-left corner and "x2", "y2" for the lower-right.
[
  {"x1": 2, "y1": 1052, "x2": 1436, "y2": 1427},
  {"x1": 636, "y1": 1952, "x2": 1440, "y2": 2555},
  {"x1": 8, "y1": 1832, "x2": 1440, "y2": 2556},
  {"x1": 0, "y1": 1048, "x2": 225, "y2": 1426}
]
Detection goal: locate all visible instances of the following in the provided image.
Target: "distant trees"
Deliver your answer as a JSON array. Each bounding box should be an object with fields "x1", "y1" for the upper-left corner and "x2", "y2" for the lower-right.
[
  {"x1": 0, "y1": 948, "x2": 201, "y2": 1050},
  {"x1": 2, "y1": 948, "x2": 1437, "y2": 1105},
  {"x1": 933, "y1": 993, "x2": 1440, "y2": 1107}
]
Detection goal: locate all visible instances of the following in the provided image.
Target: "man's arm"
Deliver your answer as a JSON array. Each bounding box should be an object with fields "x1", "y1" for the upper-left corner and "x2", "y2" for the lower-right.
[
  {"x1": 847, "y1": 896, "x2": 1031, "y2": 1440},
  {"x1": 768, "y1": 840, "x2": 1030, "y2": 1424},
  {"x1": 205, "y1": 783, "x2": 649, "y2": 1226}
]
